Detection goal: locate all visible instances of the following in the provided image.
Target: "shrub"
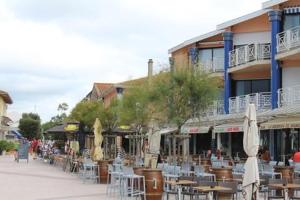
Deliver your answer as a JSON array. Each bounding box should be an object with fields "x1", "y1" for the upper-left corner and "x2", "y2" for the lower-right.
[{"x1": 0, "y1": 140, "x2": 17, "y2": 152}]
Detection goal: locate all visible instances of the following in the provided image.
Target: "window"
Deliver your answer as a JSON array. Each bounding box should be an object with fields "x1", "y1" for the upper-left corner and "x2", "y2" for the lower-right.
[
  {"x1": 284, "y1": 14, "x2": 300, "y2": 30},
  {"x1": 233, "y1": 79, "x2": 270, "y2": 96},
  {"x1": 198, "y1": 48, "x2": 224, "y2": 71}
]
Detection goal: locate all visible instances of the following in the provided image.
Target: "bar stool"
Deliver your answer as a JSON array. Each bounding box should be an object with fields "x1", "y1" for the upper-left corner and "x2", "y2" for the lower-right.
[
  {"x1": 82, "y1": 162, "x2": 99, "y2": 183},
  {"x1": 121, "y1": 166, "x2": 146, "y2": 200},
  {"x1": 106, "y1": 164, "x2": 123, "y2": 196}
]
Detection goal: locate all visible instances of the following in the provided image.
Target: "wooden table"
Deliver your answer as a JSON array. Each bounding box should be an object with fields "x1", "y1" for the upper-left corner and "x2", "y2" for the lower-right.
[
  {"x1": 193, "y1": 186, "x2": 231, "y2": 200},
  {"x1": 165, "y1": 180, "x2": 196, "y2": 200},
  {"x1": 268, "y1": 183, "x2": 300, "y2": 200}
]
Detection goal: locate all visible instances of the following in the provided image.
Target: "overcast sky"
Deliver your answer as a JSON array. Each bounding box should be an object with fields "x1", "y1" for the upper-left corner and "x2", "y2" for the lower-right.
[{"x1": 0, "y1": 0, "x2": 266, "y2": 122}]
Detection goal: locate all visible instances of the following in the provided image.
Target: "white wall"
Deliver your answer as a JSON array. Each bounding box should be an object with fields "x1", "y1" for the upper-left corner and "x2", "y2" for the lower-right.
[
  {"x1": 0, "y1": 98, "x2": 6, "y2": 117},
  {"x1": 282, "y1": 67, "x2": 300, "y2": 88},
  {"x1": 233, "y1": 31, "x2": 271, "y2": 46}
]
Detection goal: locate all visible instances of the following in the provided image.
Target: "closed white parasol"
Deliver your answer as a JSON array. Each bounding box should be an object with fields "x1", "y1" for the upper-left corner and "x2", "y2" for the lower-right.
[{"x1": 242, "y1": 104, "x2": 260, "y2": 200}]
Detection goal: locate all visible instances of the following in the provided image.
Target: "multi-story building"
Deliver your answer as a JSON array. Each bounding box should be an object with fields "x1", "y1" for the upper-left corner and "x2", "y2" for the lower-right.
[
  {"x1": 169, "y1": 0, "x2": 300, "y2": 160},
  {"x1": 0, "y1": 90, "x2": 13, "y2": 140},
  {"x1": 84, "y1": 59, "x2": 153, "y2": 107}
]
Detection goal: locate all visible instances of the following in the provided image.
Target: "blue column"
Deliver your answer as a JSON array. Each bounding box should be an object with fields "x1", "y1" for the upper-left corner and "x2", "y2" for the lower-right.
[
  {"x1": 223, "y1": 32, "x2": 233, "y2": 114},
  {"x1": 269, "y1": 10, "x2": 282, "y2": 109},
  {"x1": 189, "y1": 47, "x2": 198, "y2": 66}
]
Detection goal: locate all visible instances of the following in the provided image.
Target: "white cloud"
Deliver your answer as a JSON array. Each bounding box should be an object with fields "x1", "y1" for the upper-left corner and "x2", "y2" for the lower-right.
[{"x1": 0, "y1": 0, "x2": 266, "y2": 122}]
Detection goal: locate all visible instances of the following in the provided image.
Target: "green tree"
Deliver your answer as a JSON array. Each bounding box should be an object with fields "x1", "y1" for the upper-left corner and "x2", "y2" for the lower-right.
[
  {"x1": 18, "y1": 113, "x2": 41, "y2": 139},
  {"x1": 99, "y1": 99, "x2": 119, "y2": 132},
  {"x1": 42, "y1": 102, "x2": 69, "y2": 133},
  {"x1": 69, "y1": 101, "x2": 103, "y2": 130},
  {"x1": 150, "y1": 69, "x2": 219, "y2": 129},
  {"x1": 119, "y1": 81, "x2": 154, "y2": 132}
]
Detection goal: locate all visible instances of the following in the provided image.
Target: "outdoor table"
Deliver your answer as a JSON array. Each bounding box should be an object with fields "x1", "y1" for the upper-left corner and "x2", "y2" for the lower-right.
[
  {"x1": 165, "y1": 180, "x2": 196, "y2": 200},
  {"x1": 193, "y1": 185, "x2": 231, "y2": 200},
  {"x1": 268, "y1": 183, "x2": 300, "y2": 200},
  {"x1": 223, "y1": 178, "x2": 243, "y2": 183}
]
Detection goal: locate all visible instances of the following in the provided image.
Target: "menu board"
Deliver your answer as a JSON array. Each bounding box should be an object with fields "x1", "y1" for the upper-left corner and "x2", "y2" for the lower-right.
[{"x1": 17, "y1": 141, "x2": 29, "y2": 162}]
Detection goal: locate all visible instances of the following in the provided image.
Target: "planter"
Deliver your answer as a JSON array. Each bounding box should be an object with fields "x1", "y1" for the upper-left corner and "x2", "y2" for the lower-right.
[
  {"x1": 98, "y1": 159, "x2": 113, "y2": 184},
  {"x1": 143, "y1": 169, "x2": 163, "y2": 200},
  {"x1": 274, "y1": 166, "x2": 294, "y2": 183},
  {"x1": 211, "y1": 167, "x2": 233, "y2": 181}
]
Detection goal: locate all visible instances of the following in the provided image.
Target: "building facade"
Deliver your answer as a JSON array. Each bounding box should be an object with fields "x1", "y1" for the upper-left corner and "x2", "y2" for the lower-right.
[
  {"x1": 0, "y1": 90, "x2": 13, "y2": 140},
  {"x1": 170, "y1": 0, "x2": 300, "y2": 160}
]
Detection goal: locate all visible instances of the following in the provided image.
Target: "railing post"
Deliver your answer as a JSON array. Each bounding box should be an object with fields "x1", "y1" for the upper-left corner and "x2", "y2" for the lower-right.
[
  {"x1": 277, "y1": 89, "x2": 281, "y2": 108},
  {"x1": 245, "y1": 45, "x2": 248, "y2": 63},
  {"x1": 255, "y1": 43, "x2": 259, "y2": 60},
  {"x1": 236, "y1": 97, "x2": 239, "y2": 113},
  {"x1": 256, "y1": 93, "x2": 260, "y2": 111},
  {"x1": 286, "y1": 30, "x2": 291, "y2": 50}
]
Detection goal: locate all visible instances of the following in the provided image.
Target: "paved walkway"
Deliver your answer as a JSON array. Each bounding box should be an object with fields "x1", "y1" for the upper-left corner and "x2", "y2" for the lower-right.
[{"x1": 0, "y1": 155, "x2": 117, "y2": 200}]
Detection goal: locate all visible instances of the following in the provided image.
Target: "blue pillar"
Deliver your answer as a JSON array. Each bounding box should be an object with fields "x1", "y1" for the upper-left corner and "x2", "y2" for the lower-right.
[
  {"x1": 223, "y1": 32, "x2": 233, "y2": 114},
  {"x1": 189, "y1": 47, "x2": 198, "y2": 66},
  {"x1": 269, "y1": 10, "x2": 282, "y2": 109}
]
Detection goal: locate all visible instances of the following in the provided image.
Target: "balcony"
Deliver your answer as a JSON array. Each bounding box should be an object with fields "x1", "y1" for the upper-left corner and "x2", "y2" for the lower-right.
[
  {"x1": 202, "y1": 100, "x2": 224, "y2": 117},
  {"x1": 229, "y1": 92, "x2": 272, "y2": 114},
  {"x1": 278, "y1": 85, "x2": 300, "y2": 108},
  {"x1": 229, "y1": 43, "x2": 271, "y2": 73},
  {"x1": 276, "y1": 26, "x2": 300, "y2": 60}
]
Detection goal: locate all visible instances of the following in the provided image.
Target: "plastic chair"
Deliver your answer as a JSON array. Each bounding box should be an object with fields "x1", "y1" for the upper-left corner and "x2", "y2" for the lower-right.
[{"x1": 194, "y1": 165, "x2": 216, "y2": 181}]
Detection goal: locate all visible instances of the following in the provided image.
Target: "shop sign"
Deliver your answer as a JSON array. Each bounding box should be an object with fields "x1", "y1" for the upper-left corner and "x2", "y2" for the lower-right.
[
  {"x1": 215, "y1": 126, "x2": 243, "y2": 133},
  {"x1": 181, "y1": 126, "x2": 209, "y2": 134}
]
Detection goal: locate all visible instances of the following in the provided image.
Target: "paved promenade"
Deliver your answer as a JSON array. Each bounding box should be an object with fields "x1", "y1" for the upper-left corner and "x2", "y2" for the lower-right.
[{"x1": 0, "y1": 155, "x2": 116, "y2": 200}]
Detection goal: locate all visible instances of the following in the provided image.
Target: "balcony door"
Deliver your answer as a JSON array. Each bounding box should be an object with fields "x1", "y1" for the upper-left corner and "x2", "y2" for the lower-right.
[
  {"x1": 284, "y1": 14, "x2": 300, "y2": 31},
  {"x1": 232, "y1": 79, "x2": 270, "y2": 96}
]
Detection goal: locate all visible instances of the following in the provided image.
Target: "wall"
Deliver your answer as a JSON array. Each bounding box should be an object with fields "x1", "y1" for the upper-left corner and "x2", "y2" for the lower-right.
[
  {"x1": 0, "y1": 98, "x2": 6, "y2": 117},
  {"x1": 172, "y1": 45, "x2": 191, "y2": 70},
  {"x1": 282, "y1": 67, "x2": 300, "y2": 88},
  {"x1": 231, "y1": 14, "x2": 270, "y2": 33},
  {"x1": 233, "y1": 31, "x2": 271, "y2": 46}
]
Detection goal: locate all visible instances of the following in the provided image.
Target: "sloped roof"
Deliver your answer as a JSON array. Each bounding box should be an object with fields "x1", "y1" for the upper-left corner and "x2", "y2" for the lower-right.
[
  {"x1": 0, "y1": 90, "x2": 13, "y2": 104},
  {"x1": 262, "y1": 0, "x2": 288, "y2": 9},
  {"x1": 216, "y1": 9, "x2": 270, "y2": 30},
  {"x1": 119, "y1": 77, "x2": 147, "y2": 87},
  {"x1": 168, "y1": 29, "x2": 224, "y2": 54},
  {"x1": 94, "y1": 83, "x2": 114, "y2": 95}
]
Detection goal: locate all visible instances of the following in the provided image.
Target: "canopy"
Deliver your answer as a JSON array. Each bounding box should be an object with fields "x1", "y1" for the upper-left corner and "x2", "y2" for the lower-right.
[
  {"x1": 260, "y1": 117, "x2": 300, "y2": 130},
  {"x1": 11, "y1": 130, "x2": 22, "y2": 139},
  {"x1": 242, "y1": 104, "x2": 260, "y2": 200}
]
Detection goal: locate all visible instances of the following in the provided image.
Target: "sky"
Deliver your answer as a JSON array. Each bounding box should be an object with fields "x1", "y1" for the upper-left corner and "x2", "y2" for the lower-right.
[{"x1": 0, "y1": 0, "x2": 266, "y2": 123}]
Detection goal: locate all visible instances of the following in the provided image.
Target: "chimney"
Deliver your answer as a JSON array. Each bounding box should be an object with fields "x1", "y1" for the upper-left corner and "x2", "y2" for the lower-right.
[{"x1": 148, "y1": 59, "x2": 153, "y2": 83}]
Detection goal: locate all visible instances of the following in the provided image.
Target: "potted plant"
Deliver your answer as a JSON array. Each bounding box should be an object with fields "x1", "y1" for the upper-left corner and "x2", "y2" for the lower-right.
[{"x1": 0, "y1": 140, "x2": 8, "y2": 155}]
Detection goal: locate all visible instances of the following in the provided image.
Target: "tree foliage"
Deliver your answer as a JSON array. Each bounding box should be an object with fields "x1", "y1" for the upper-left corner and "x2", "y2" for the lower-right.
[
  {"x1": 42, "y1": 102, "x2": 69, "y2": 132},
  {"x1": 148, "y1": 69, "x2": 219, "y2": 129},
  {"x1": 69, "y1": 101, "x2": 103, "y2": 130},
  {"x1": 119, "y1": 81, "x2": 154, "y2": 131},
  {"x1": 18, "y1": 113, "x2": 41, "y2": 139}
]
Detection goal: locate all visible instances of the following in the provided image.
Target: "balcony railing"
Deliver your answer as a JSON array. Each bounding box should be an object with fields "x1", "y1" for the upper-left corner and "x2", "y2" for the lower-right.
[
  {"x1": 229, "y1": 43, "x2": 271, "y2": 68},
  {"x1": 278, "y1": 85, "x2": 300, "y2": 107},
  {"x1": 277, "y1": 26, "x2": 300, "y2": 53},
  {"x1": 202, "y1": 100, "x2": 224, "y2": 117},
  {"x1": 229, "y1": 92, "x2": 272, "y2": 114},
  {"x1": 198, "y1": 58, "x2": 224, "y2": 73}
]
